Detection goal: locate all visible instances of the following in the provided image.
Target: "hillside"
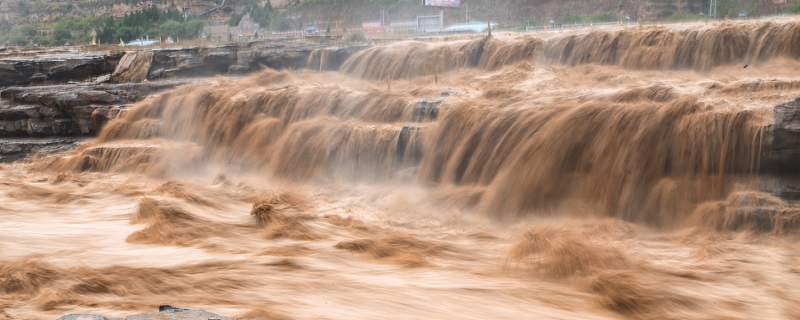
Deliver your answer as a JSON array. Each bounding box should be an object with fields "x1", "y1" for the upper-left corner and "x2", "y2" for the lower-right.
[
  {"x1": 0, "y1": 0, "x2": 795, "y2": 47},
  {"x1": 1, "y1": 0, "x2": 792, "y2": 26},
  {"x1": 0, "y1": 0, "x2": 273, "y2": 46},
  {"x1": 0, "y1": 0, "x2": 270, "y2": 24}
]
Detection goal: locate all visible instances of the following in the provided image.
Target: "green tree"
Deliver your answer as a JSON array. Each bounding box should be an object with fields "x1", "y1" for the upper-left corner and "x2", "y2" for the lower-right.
[
  {"x1": 250, "y1": 2, "x2": 272, "y2": 27},
  {"x1": 35, "y1": 36, "x2": 51, "y2": 46},
  {"x1": 9, "y1": 3, "x2": 219, "y2": 46},
  {"x1": 9, "y1": 34, "x2": 28, "y2": 46},
  {"x1": 15, "y1": 25, "x2": 38, "y2": 38},
  {"x1": 52, "y1": 27, "x2": 72, "y2": 45},
  {"x1": 790, "y1": 0, "x2": 800, "y2": 13},
  {"x1": 228, "y1": 13, "x2": 245, "y2": 26},
  {"x1": 114, "y1": 26, "x2": 137, "y2": 42},
  {"x1": 0, "y1": 19, "x2": 11, "y2": 35},
  {"x1": 98, "y1": 17, "x2": 117, "y2": 44},
  {"x1": 159, "y1": 20, "x2": 182, "y2": 37},
  {"x1": 182, "y1": 19, "x2": 207, "y2": 38},
  {"x1": 166, "y1": 6, "x2": 183, "y2": 21},
  {"x1": 5, "y1": 24, "x2": 37, "y2": 46}
]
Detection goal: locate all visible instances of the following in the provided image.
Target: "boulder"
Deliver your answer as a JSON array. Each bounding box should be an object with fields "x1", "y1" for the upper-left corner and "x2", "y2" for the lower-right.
[{"x1": 110, "y1": 51, "x2": 154, "y2": 83}]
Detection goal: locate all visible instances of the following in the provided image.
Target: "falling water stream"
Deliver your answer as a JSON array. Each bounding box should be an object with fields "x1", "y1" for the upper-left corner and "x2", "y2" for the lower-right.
[{"x1": 3, "y1": 19, "x2": 800, "y2": 319}]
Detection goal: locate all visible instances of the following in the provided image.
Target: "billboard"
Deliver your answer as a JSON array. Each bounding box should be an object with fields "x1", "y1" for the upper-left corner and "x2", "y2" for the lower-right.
[{"x1": 423, "y1": 0, "x2": 460, "y2": 8}]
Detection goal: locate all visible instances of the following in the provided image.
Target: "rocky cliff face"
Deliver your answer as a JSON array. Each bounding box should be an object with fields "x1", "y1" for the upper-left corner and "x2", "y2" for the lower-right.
[
  {"x1": 0, "y1": 37, "x2": 365, "y2": 161},
  {"x1": 0, "y1": 51, "x2": 123, "y2": 87},
  {"x1": 0, "y1": 39, "x2": 364, "y2": 87},
  {"x1": 0, "y1": 38, "x2": 365, "y2": 144},
  {"x1": 0, "y1": 81, "x2": 190, "y2": 137}
]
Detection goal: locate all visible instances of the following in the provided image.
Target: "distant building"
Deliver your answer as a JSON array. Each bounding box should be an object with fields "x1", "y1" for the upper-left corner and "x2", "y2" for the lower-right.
[{"x1": 203, "y1": 13, "x2": 261, "y2": 42}]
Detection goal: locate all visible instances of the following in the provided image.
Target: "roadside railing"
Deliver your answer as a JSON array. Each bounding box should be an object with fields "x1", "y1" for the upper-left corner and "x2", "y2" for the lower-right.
[{"x1": 526, "y1": 20, "x2": 639, "y2": 32}]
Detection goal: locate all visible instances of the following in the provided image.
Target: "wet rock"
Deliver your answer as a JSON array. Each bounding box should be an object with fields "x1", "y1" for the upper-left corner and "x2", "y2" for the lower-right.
[
  {"x1": 0, "y1": 40, "x2": 369, "y2": 160},
  {"x1": 776, "y1": 183, "x2": 800, "y2": 200},
  {"x1": 724, "y1": 207, "x2": 781, "y2": 232},
  {"x1": 203, "y1": 46, "x2": 238, "y2": 66},
  {"x1": 697, "y1": 192, "x2": 800, "y2": 234},
  {"x1": 0, "y1": 80, "x2": 188, "y2": 136},
  {"x1": 227, "y1": 64, "x2": 252, "y2": 74},
  {"x1": 148, "y1": 68, "x2": 165, "y2": 79},
  {"x1": 0, "y1": 142, "x2": 22, "y2": 154},
  {"x1": 229, "y1": 49, "x2": 256, "y2": 73},
  {"x1": 57, "y1": 315, "x2": 107, "y2": 320},
  {"x1": 0, "y1": 105, "x2": 49, "y2": 120},
  {"x1": 158, "y1": 305, "x2": 185, "y2": 312},
  {"x1": 147, "y1": 41, "x2": 366, "y2": 79},
  {"x1": 57, "y1": 306, "x2": 233, "y2": 320},
  {"x1": 764, "y1": 97, "x2": 800, "y2": 173},
  {"x1": 414, "y1": 99, "x2": 441, "y2": 122},
  {"x1": 0, "y1": 51, "x2": 123, "y2": 86},
  {"x1": 91, "y1": 106, "x2": 126, "y2": 131},
  {"x1": 148, "y1": 46, "x2": 235, "y2": 79},
  {"x1": 305, "y1": 46, "x2": 366, "y2": 71},
  {"x1": 782, "y1": 214, "x2": 800, "y2": 235},
  {"x1": 95, "y1": 74, "x2": 112, "y2": 84},
  {"x1": 0, "y1": 138, "x2": 81, "y2": 162},
  {"x1": 30, "y1": 73, "x2": 48, "y2": 83},
  {"x1": 726, "y1": 192, "x2": 785, "y2": 208},
  {"x1": 394, "y1": 125, "x2": 423, "y2": 171},
  {"x1": 2, "y1": 40, "x2": 367, "y2": 87}
]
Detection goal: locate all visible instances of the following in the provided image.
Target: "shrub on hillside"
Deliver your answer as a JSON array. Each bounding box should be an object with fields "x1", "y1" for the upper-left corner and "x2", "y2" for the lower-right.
[{"x1": 343, "y1": 31, "x2": 366, "y2": 42}]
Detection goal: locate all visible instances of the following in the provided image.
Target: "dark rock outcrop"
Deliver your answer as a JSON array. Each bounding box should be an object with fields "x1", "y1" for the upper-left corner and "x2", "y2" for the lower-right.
[
  {"x1": 764, "y1": 97, "x2": 800, "y2": 173},
  {"x1": 147, "y1": 46, "x2": 236, "y2": 79},
  {"x1": 147, "y1": 41, "x2": 366, "y2": 80},
  {"x1": 0, "y1": 80, "x2": 189, "y2": 136},
  {"x1": 0, "y1": 51, "x2": 123, "y2": 86},
  {"x1": 0, "y1": 138, "x2": 81, "y2": 162},
  {"x1": 0, "y1": 40, "x2": 366, "y2": 142},
  {"x1": 0, "y1": 39, "x2": 367, "y2": 88},
  {"x1": 696, "y1": 192, "x2": 800, "y2": 234},
  {"x1": 413, "y1": 99, "x2": 441, "y2": 122}
]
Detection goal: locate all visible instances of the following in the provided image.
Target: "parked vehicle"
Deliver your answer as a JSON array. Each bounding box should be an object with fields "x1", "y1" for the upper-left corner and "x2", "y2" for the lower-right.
[{"x1": 304, "y1": 26, "x2": 320, "y2": 35}]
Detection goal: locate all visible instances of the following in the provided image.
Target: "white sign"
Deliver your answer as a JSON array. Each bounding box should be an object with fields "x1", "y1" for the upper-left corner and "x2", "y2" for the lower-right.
[
  {"x1": 363, "y1": 21, "x2": 381, "y2": 29},
  {"x1": 423, "y1": 0, "x2": 460, "y2": 8}
]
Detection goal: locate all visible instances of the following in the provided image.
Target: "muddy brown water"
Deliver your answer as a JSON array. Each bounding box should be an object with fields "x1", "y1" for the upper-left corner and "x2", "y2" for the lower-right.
[{"x1": 4, "y1": 20, "x2": 800, "y2": 319}]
